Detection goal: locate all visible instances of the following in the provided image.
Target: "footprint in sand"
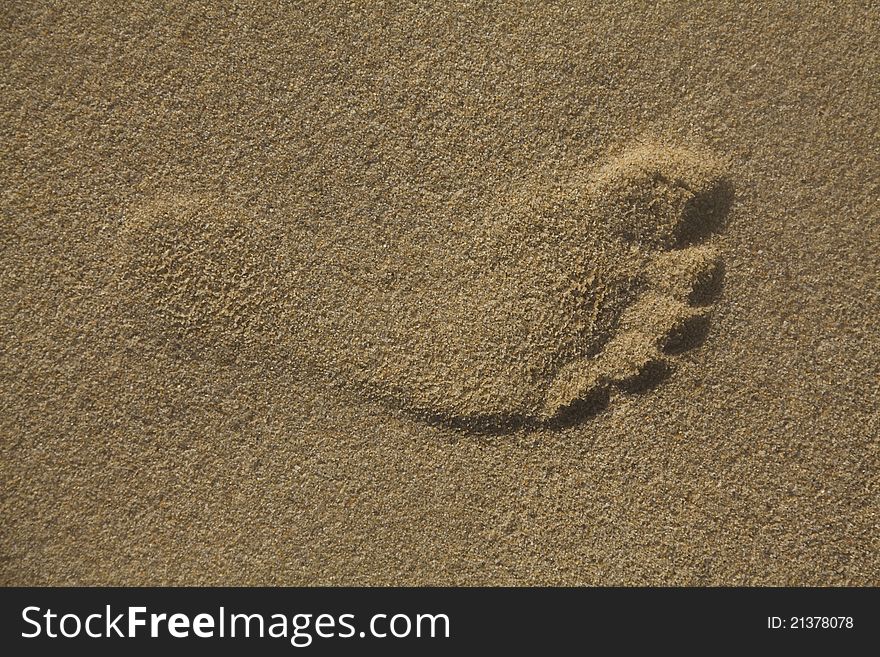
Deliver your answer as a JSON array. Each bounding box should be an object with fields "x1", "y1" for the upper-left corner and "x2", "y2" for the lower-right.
[
  {"x1": 113, "y1": 142, "x2": 732, "y2": 431},
  {"x1": 335, "y1": 142, "x2": 733, "y2": 430}
]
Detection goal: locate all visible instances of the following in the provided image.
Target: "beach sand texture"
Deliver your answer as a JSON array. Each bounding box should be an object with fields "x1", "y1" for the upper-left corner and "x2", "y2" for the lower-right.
[{"x1": 2, "y1": 1, "x2": 878, "y2": 584}]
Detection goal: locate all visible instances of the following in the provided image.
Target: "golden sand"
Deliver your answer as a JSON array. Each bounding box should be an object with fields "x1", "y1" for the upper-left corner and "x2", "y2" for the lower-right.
[{"x1": 1, "y1": 2, "x2": 878, "y2": 585}]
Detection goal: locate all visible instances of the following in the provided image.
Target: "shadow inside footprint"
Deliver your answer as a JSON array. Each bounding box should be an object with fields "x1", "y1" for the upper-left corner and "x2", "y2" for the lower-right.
[
  {"x1": 616, "y1": 359, "x2": 671, "y2": 394},
  {"x1": 689, "y1": 259, "x2": 726, "y2": 307},
  {"x1": 545, "y1": 386, "x2": 611, "y2": 431},
  {"x1": 675, "y1": 178, "x2": 735, "y2": 247},
  {"x1": 427, "y1": 384, "x2": 612, "y2": 435},
  {"x1": 424, "y1": 410, "x2": 531, "y2": 436},
  {"x1": 662, "y1": 313, "x2": 713, "y2": 355}
]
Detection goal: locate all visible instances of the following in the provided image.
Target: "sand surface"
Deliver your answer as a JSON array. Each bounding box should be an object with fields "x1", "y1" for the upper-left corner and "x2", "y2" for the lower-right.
[{"x1": 2, "y1": 1, "x2": 878, "y2": 585}]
